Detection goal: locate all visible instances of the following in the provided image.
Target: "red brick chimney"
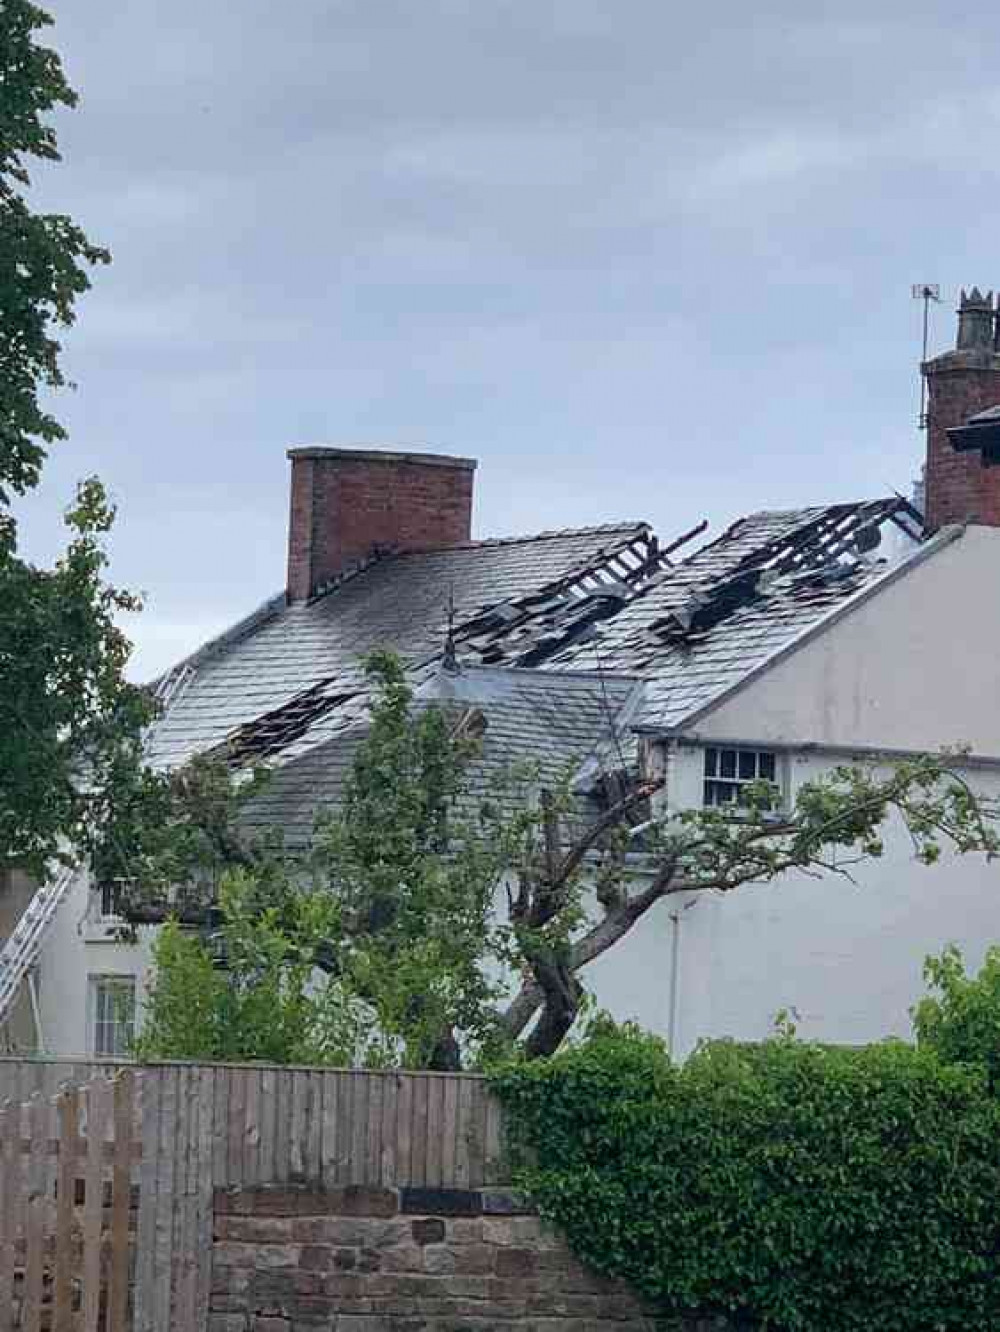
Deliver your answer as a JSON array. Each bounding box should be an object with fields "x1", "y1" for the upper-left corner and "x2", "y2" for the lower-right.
[
  {"x1": 923, "y1": 288, "x2": 1000, "y2": 529},
  {"x1": 286, "y1": 447, "x2": 477, "y2": 601}
]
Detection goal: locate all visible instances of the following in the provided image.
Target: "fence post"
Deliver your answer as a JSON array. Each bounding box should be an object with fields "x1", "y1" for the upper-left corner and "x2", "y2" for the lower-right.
[
  {"x1": 81, "y1": 1075, "x2": 106, "y2": 1332},
  {"x1": 53, "y1": 1085, "x2": 79, "y2": 1329},
  {"x1": 23, "y1": 1093, "x2": 47, "y2": 1332},
  {"x1": 108, "y1": 1070, "x2": 133, "y2": 1332},
  {"x1": 0, "y1": 1099, "x2": 18, "y2": 1327},
  {"x1": 133, "y1": 1070, "x2": 160, "y2": 1332}
]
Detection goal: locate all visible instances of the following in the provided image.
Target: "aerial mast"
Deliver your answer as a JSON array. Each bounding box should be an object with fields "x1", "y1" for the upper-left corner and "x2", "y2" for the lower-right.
[{"x1": 911, "y1": 283, "x2": 941, "y2": 430}]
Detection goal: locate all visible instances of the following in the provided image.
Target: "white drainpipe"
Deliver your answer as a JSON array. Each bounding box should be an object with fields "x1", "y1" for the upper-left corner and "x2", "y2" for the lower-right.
[{"x1": 667, "y1": 898, "x2": 699, "y2": 1057}]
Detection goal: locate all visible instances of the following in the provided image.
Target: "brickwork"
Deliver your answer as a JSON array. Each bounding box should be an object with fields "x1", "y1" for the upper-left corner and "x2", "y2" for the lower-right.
[
  {"x1": 924, "y1": 290, "x2": 1000, "y2": 531},
  {"x1": 208, "y1": 1184, "x2": 728, "y2": 1331},
  {"x1": 286, "y1": 448, "x2": 476, "y2": 601},
  {"x1": 925, "y1": 357, "x2": 1000, "y2": 529}
]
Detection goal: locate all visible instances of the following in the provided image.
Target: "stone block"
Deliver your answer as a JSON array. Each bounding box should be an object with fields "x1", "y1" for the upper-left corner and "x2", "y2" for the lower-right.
[
  {"x1": 496, "y1": 1246, "x2": 537, "y2": 1277},
  {"x1": 445, "y1": 1218, "x2": 483, "y2": 1245},
  {"x1": 422, "y1": 1244, "x2": 456, "y2": 1275},
  {"x1": 481, "y1": 1216, "x2": 541, "y2": 1247},
  {"x1": 217, "y1": 1242, "x2": 300, "y2": 1272},
  {"x1": 300, "y1": 1245, "x2": 334, "y2": 1272},
  {"x1": 451, "y1": 1244, "x2": 496, "y2": 1276},
  {"x1": 217, "y1": 1216, "x2": 296, "y2": 1245},
  {"x1": 410, "y1": 1217, "x2": 446, "y2": 1245},
  {"x1": 378, "y1": 1242, "x2": 424, "y2": 1274},
  {"x1": 295, "y1": 1217, "x2": 408, "y2": 1249}
]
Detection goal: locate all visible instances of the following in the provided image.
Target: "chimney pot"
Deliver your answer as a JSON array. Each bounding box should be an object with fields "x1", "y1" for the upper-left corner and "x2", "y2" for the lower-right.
[{"x1": 956, "y1": 288, "x2": 996, "y2": 352}]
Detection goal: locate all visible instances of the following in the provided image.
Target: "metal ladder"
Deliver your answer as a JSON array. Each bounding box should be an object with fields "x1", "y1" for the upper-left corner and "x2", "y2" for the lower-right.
[{"x1": 0, "y1": 865, "x2": 77, "y2": 1029}]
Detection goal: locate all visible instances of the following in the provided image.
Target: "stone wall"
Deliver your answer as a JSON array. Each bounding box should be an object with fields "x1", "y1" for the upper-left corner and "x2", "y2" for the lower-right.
[{"x1": 209, "y1": 1183, "x2": 677, "y2": 1331}]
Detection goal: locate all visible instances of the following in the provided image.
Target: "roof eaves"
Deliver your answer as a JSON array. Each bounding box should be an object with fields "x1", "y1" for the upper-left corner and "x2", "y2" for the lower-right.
[{"x1": 634, "y1": 524, "x2": 966, "y2": 739}]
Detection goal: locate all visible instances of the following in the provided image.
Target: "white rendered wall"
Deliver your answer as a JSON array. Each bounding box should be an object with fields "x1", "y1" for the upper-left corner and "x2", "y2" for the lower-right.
[
  {"x1": 32, "y1": 529, "x2": 1000, "y2": 1059},
  {"x1": 694, "y1": 525, "x2": 1000, "y2": 755},
  {"x1": 581, "y1": 529, "x2": 1000, "y2": 1057},
  {"x1": 36, "y1": 870, "x2": 157, "y2": 1057},
  {"x1": 578, "y1": 750, "x2": 1000, "y2": 1057}
]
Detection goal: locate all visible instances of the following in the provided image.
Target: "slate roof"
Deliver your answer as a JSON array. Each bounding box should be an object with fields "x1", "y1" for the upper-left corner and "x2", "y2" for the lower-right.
[
  {"x1": 147, "y1": 521, "x2": 656, "y2": 770},
  {"x1": 238, "y1": 666, "x2": 643, "y2": 849},
  {"x1": 546, "y1": 499, "x2": 925, "y2": 732},
  {"x1": 148, "y1": 496, "x2": 927, "y2": 839}
]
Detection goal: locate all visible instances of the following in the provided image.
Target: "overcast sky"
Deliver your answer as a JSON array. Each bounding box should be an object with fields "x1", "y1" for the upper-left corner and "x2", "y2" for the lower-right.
[{"x1": 15, "y1": 1, "x2": 1000, "y2": 679}]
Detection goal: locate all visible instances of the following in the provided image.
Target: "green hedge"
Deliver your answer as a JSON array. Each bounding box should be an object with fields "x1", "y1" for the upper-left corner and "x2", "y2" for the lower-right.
[{"x1": 491, "y1": 1027, "x2": 1000, "y2": 1331}]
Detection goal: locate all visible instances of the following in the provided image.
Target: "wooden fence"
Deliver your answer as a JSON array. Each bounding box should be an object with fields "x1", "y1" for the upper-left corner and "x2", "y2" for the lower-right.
[
  {"x1": 0, "y1": 1058, "x2": 507, "y2": 1191},
  {"x1": 0, "y1": 1058, "x2": 510, "y2": 1330},
  {"x1": 0, "y1": 1070, "x2": 137, "y2": 1331}
]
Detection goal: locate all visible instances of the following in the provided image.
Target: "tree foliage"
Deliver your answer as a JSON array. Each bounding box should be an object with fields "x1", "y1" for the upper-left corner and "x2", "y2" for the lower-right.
[
  {"x1": 0, "y1": 478, "x2": 155, "y2": 876},
  {"x1": 492, "y1": 1022, "x2": 1000, "y2": 1330},
  {"x1": 134, "y1": 651, "x2": 1000, "y2": 1069},
  {"x1": 913, "y1": 943, "x2": 1000, "y2": 1093},
  {"x1": 0, "y1": 4, "x2": 149, "y2": 877},
  {"x1": 1, "y1": 0, "x2": 110, "y2": 518}
]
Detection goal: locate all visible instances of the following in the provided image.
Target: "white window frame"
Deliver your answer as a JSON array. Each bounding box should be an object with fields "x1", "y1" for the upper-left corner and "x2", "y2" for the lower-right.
[
  {"x1": 89, "y1": 974, "x2": 137, "y2": 1058},
  {"x1": 702, "y1": 745, "x2": 784, "y2": 810},
  {"x1": 96, "y1": 878, "x2": 125, "y2": 921}
]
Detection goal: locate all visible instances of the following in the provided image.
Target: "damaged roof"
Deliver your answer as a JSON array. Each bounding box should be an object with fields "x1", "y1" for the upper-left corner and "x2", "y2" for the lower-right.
[
  {"x1": 544, "y1": 498, "x2": 924, "y2": 731},
  {"x1": 148, "y1": 497, "x2": 926, "y2": 817},
  {"x1": 146, "y1": 522, "x2": 662, "y2": 770},
  {"x1": 237, "y1": 666, "x2": 643, "y2": 849}
]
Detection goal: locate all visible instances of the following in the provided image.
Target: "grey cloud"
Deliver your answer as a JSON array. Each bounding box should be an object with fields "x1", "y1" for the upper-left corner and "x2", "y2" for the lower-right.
[{"x1": 16, "y1": 0, "x2": 1000, "y2": 680}]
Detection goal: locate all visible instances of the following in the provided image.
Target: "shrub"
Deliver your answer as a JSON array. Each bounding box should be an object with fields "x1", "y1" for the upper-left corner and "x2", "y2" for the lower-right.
[
  {"x1": 913, "y1": 943, "x2": 1000, "y2": 1092},
  {"x1": 492, "y1": 1023, "x2": 1000, "y2": 1331}
]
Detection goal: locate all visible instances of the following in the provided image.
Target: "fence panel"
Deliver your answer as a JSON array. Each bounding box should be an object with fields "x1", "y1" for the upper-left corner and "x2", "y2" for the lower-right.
[
  {"x1": 0, "y1": 1070, "x2": 138, "y2": 1332},
  {"x1": 0, "y1": 1056, "x2": 510, "y2": 1194}
]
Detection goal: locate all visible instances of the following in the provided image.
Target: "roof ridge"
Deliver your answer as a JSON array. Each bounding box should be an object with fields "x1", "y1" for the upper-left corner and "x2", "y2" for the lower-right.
[
  {"x1": 393, "y1": 520, "x2": 651, "y2": 555},
  {"x1": 740, "y1": 497, "x2": 895, "y2": 520}
]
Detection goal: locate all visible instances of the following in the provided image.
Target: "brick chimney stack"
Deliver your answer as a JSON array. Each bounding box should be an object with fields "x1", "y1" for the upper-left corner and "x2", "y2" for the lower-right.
[
  {"x1": 923, "y1": 288, "x2": 1000, "y2": 529},
  {"x1": 286, "y1": 447, "x2": 476, "y2": 602}
]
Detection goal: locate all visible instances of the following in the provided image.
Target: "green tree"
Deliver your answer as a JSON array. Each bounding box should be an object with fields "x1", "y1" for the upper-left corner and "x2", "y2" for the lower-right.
[
  {"x1": 134, "y1": 653, "x2": 1000, "y2": 1068},
  {"x1": 1, "y1": 479, "x2": 155, "y2": 875},
  {"x1": 913, "y1": 943, "x2": 1000, "y2": 1092},
  {"x1": 0, "y1": 4, "x2": 150, "y2": 877},
  {"x1": 1, "y1": 0, "x2": 110, "y2": 521}
]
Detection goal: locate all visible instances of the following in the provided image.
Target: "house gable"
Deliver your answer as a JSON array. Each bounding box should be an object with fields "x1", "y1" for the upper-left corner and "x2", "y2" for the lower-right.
[{"x1": 685, "y1": 525, "x2": 1000, "y2": 755}]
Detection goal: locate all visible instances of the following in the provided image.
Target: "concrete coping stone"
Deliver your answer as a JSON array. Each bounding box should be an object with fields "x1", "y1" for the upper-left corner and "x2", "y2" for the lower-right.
[{"x1": 214, "y1": 1184, "x2": 533, "y2": 1219}]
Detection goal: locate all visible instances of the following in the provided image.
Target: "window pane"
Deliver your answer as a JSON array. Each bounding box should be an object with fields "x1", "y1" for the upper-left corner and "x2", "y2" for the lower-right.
[
  {"x1": 704, "y1": 747, "x2": 718, "y2": 778},
  {"x1": 759, "y1": 752, "x2": 776, "y2": 781},
  {"x1": 720, "y1": 749, "x2": 737, "y2": 779},
  {"x1": 738, "y1": 751, "x2": 756, "y2": 780},
  {"x1": 93, "y1": 979, "x2": 136, "y2": 1057}
]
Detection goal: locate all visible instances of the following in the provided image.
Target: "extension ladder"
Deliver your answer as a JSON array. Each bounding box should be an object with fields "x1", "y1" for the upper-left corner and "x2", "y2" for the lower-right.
[{"x1": 0, "y1": 865, "x2": 76, "y2": 1027}]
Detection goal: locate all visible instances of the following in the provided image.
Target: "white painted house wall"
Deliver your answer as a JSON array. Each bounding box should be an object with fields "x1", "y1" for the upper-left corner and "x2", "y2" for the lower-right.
[
  {"x1": 22, "y1": 525, "x2": 1000, "y2": 1060},
  {"x1": 35, "y1": 868, "x2": 156, "y2": 1057},
  {"x1": 585, "y1": 525, "x2": 1000, "y2": 1055}
]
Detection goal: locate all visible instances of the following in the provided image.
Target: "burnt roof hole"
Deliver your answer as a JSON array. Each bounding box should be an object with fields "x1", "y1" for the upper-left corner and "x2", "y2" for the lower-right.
[{"x1": 222, "y1": 683, "x2": 359, "y2": 766}]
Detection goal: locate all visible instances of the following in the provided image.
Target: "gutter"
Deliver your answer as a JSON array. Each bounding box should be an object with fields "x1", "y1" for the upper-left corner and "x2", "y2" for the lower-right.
[{"x1": 662, "y1": 736, "x2": 1000, "y2": 771}]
